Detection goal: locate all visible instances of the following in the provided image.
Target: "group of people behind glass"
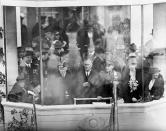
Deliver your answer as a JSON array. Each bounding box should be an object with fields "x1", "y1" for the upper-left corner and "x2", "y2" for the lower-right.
[
  {"x1": 8, "y1": 14, "x2": 165, "y2": 104},
  {"x1": 8, "y1": 46, "x2": 41, "y2": 103},
  {"x1": 8, "y1": 46, "x2": 164, "y2": 104},
  {"x1": 120, "y1": 51, "x2": 164, "y2": 103}
]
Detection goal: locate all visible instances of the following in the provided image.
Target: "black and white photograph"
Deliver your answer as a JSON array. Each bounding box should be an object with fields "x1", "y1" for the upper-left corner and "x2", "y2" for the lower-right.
[{"x1": 0, "y1": 0, "x2": 166, "y2": 131}]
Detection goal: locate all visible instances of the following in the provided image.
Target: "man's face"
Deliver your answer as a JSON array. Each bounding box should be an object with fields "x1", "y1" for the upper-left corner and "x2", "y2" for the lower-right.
[
  {"x1": 42, "y1": 53, "x2": 49, "y2": 61},
  {"x1": 88, "y1": 49, "x2": 95, "y2": 58},
  {"x1": 54, "y1": 33, "x2": 60, "y2": 40},
  {"x1": 106, "y1": 63, "x2": 114, "y2": 72},
  {"x1": 153, "y1": 72, "x2": 159, "y2": 79},
  {"x1": 128, "y1": 57, "x2": 137, "y2": 70},
  {"x1": 41, "y1": 18, "x2": 46, "y2": 24},
  {"x1": 45, "y1": 32, "x2": 53, "y2": 40},
  {"x1": 24, "y1": 55, "x2": 32, "y2": 64},
  {"x1": 32, "y1": 41, "x2": 38, "y2": 48},
  {"x1": 35, "y1": 51, "x2": 40, "y2": 58},
  {"x1": 84, "y1": 59, "x2": 92, "y2": 71}
]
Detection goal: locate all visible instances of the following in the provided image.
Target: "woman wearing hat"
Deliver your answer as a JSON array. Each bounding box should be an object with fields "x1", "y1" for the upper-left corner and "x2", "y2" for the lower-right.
[
  {"x1": 145, "y1": 67, "x2": 164, "y2": 101},
  {"x1": 119, "y1": 53, "x2": 144, "y2": 103},
  {"x1": 50, "y1": 39, "x2": 68, "y2": 59}
]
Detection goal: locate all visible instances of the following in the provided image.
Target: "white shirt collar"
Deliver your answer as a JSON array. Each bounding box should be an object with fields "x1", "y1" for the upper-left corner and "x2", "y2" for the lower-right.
[
  {"x1": 86, "y1": 70, "x2": 91, "y2": 76},
  {"x1": 149, "y1": 79, "x2": 155, "y2": 90},
  {"x1": 25, "y1": 62, "x2": 31, "y2": 67}
]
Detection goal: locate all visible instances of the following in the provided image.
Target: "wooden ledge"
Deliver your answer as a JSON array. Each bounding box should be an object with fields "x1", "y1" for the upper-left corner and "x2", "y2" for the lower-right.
[{"x1": 2, "y1": 98, "x2": 166, "y2": 112}]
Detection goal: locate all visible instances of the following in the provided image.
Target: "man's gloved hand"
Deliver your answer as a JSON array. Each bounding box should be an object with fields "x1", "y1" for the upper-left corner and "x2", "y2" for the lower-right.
[
  {"x1": 83, "y1": 82, "x2": 90, "y2": 87},
  {"x1": 132, "y1": 97, "x2": 138, "y2": 102},
  {"x1": 97, "y1": 96, "x2": 102, "y2": 100},
  {"x1": 117, "y1": 98, "x2": 124, "y2": 104}
]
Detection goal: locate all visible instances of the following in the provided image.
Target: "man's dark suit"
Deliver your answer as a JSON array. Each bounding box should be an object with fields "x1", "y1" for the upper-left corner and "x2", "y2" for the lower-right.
[
  {"x1": 19, "y1": 65, "x2": 34, "y2": 85},
  {"x1": 73, "y1": 67, "x2": 103, "y2": 104}
]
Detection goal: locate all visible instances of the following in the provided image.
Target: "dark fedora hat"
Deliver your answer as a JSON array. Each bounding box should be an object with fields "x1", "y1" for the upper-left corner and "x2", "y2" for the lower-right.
[
  {"x1": 150, "y1": 67, "x2": 160, "y2": 74},
  {"x1": 24, "y1": 51, "x2": 33, "y2": 57},
  {"x1": 23, "y1": 47, "x2": 33, "y2": 57}
]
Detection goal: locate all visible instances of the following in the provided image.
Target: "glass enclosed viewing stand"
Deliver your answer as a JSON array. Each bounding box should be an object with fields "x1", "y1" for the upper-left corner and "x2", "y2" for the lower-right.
[
  {"x1": 2, "y1": 4, "x2": 166, "y2": 105},
  {"x1": 0, "y1": 1, "x2": 166, "y2": 131}
]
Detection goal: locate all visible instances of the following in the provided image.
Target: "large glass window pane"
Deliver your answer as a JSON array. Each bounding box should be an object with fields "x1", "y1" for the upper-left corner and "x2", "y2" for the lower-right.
[
  {"x1": 40, "y1": 6, "x2": 130, "y2": 105},
  {"x1": 142, "y1": 4, "x2": 165, "y2": 102},
  {"x1": 5, "y1": 7, "x2": 41, "y2": 104}
]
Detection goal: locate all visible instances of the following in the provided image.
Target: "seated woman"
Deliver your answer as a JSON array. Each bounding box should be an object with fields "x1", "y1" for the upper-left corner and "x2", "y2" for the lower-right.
[
  {"x1": 8, "y1": 74, "x2": 38, "y2": 103},
  {"x1": 146, "y1": 67, "x2": 164, "y2": 101}
]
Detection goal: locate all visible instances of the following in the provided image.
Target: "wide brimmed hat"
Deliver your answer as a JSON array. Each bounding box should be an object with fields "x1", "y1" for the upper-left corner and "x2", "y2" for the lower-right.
[
  {"x1": 24, "y1": 47, "x2": 33, "y2": 57},
  {"x1": 150, "y1": 67, "x2": 160, "y2": 74},
  {"x1": 54, "y1": 40, "x2": 65, "y2": 49}
]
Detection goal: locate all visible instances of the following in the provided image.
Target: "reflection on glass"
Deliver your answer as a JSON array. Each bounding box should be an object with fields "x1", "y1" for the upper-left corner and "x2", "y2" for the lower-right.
[
  {"x1": 5, "y1": 5, "x2": 165, "y2": 105},
  {"x1": 38, "y1": 6, "x2": 131, "y2": 105},
  {"x1": 0, "y1": 47, "x2": 6, "y2": 97},
  {"x1": 20, "y1": 13, "x2": 28, "y2": 47},
  {"x1": 8, "y1": 7, "x2": 41, "y2": 104}
]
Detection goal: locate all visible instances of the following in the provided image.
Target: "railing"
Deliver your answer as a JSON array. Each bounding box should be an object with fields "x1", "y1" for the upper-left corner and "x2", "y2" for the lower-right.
[{"x1": 73, "y1": 97, "x2": 113, "y2": 105}]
